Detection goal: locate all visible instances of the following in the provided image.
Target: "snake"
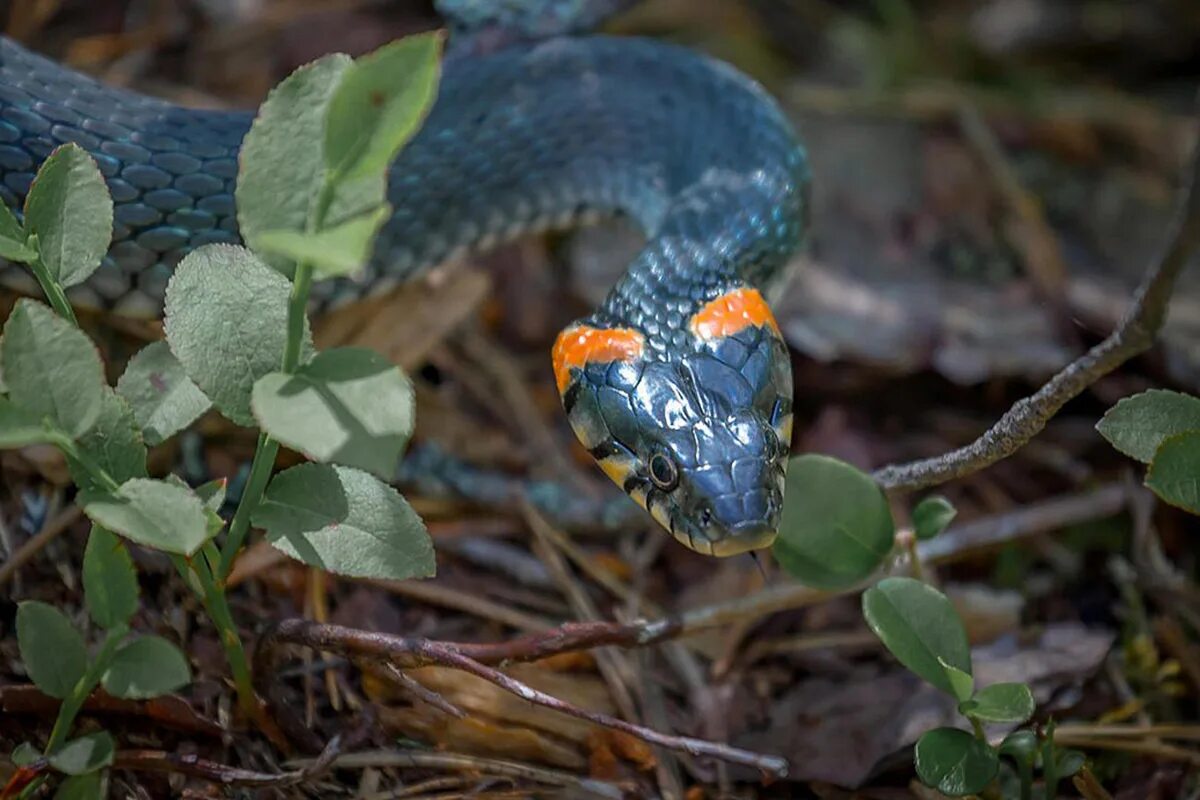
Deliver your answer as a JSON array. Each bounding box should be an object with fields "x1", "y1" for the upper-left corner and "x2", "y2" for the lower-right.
[{"x1": 0, "y1": 0, "x2": 809, "y2": 557}]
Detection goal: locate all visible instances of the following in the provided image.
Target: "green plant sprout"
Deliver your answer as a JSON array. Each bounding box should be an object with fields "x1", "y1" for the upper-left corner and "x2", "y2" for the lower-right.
[
  {"x1": 0, "y1": 32, "x2": 442, "y2": 799},
  {"x1": 1097, "y1": 388, "x2": 1200, "y2": 515}
]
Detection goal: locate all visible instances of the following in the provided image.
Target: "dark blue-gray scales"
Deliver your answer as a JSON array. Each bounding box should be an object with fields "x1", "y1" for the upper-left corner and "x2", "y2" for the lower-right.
[{"x1": 0, "y1": 32, "x2": 807, "y2": 351}]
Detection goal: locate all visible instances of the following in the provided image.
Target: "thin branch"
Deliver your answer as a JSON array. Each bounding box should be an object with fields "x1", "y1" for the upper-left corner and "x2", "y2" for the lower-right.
[
  {"x1": 873, "y1": 121, "x2": 1200, "y2": 491},
  {"x1": 256, "y1": 624, "x2": 787, "y2": 776}
]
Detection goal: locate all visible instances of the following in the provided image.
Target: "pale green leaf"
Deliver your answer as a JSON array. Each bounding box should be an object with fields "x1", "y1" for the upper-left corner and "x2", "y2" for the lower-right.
[
  {"x1": 2, "y1": 299, "x2": 105, "y2": 438},
  {"x1": 0, "y1": 396, "x2": 56, "y2": 448},
  {"x1": 163, "y1": 244, "x2": 311, "y2": 427},
  {"x1": 252, "y1": 347, "x2": 414, "y2": 478},
  {"x1": 116, "y1": 340, "x2": 211, "y2": 446},
  {"x1": 968, "y1": 682, "x2": 1035, "y2": 724},
  {"x1": 23, "y1": 143, "x2": 113, "y2": 288},
  {"x1": 16, "y1": 601, "x2": 87, "y2": 699},
  {"x1": 67, "y1": 388, "x2": 147, "y2": 495},
  {"x1": 256, "y1": 204, "x2": 391, "y2": 279},
  {"x1": 325, "y1": 33, "x2": 442, "y2": 182},
  {"x1": 102, "y1": 636, "x2": 191, "y2": 699},
  {"x1": 773, "y1": 454, "x2": 894, "y2": 589},
  {"x1": 253, "y1": 463, "x2": 434, "y2": 580},
  {"x1": 81, "y1": 478, "x2": 211, "y2": 556},
  {"x1": 939, "y1": 657, "x2": 974, "y2": 703}
]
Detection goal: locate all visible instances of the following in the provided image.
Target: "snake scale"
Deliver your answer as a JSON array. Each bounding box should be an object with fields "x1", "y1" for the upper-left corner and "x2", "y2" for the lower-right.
[{"x1": 0, "y1": 0, "x2": 810, "y2": 556}]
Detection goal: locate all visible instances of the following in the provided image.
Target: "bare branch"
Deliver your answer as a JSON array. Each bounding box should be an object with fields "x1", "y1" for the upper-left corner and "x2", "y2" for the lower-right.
[{"x1": 873, "y1": 121, "x2": 1200, "y2": 491}]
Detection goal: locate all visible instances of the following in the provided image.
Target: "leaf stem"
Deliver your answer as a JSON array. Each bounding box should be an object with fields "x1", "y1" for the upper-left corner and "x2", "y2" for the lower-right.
[
  {"x1": 217, "y1": 432, "x2": 278, "y2": 577},
  {"x1": 27, "y1": 253, "x2": 78, "y2": 325},
  {"x1": 44, "y1": 624, "x2": 127, "y2": 754}
]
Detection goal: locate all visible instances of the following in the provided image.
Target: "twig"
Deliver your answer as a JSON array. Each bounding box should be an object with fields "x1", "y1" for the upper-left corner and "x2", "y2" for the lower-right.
[
  {"x1": 380, "y1": 663, "x2": 466, "y2": 719},
  {"x1": 873, "y1": 121, "x2": 1200, "y2": 491},
  {"x1": 255, "y1": 623, "x2": 788, "y2": 776},
  {"x1": 0, "y1": 686, "x2": 222, "y2": 738},
  {"x1": 287, "y1": 749, "x2": 626, "y2": 799}
]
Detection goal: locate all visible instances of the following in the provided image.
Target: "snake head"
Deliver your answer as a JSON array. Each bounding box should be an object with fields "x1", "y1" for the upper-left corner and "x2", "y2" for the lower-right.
[{"x1": 553, "y1": 288, "x2": 793, "y2": 556}]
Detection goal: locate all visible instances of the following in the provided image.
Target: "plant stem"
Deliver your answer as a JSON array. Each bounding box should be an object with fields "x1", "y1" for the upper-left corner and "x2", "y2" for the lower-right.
[
  {"x1": 970, "y1": 715, "x2": 988, "y2": 742},
  {"x1": 217, "y1": 432, "x2": 278, "y2": 577},
  {"x1": 28, "y1": 254, "x2": 78, "y2": 325},
  {"x1": 183, "y1": 552, "x2": 259, "y2": 724},
  {"x1": 44, "y1": 624, "x2": 128, "y2": 754}
]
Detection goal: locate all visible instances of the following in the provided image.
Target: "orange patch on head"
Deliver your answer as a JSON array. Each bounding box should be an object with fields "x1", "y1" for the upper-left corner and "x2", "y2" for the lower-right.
[
  {"x1": 552, "y1": 325, "x2": 645, "y2": 393},
  {"x1": 688, "y1": 287, "x2": 780, "y2": 341}
]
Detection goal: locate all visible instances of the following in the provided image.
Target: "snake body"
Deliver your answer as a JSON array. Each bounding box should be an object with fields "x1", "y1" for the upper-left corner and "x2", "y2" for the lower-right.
[{"x1": 0, "y1": 12, "x2": 809, "y2": 556}]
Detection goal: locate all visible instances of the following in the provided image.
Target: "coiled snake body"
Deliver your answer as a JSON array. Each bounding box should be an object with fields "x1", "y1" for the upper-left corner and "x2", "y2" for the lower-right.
[{"x1": 0, "y1": 5, "x2": 809, "y2": 556}]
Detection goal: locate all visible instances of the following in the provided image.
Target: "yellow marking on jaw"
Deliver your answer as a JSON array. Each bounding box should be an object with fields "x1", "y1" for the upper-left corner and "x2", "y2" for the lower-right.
[{"x1": 599, "y1": 456, "x2": 633, "y2": 487}]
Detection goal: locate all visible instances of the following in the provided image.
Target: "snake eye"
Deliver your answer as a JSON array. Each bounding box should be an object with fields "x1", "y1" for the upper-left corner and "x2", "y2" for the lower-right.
[{"x1": 648, "y1": 453, "x2": 678, "y2": 490}]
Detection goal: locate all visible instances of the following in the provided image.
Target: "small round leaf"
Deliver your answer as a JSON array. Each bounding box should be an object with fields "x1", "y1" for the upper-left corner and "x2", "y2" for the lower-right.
[
  {"x1": 82, "y1": 526, "x2": 139, "y2": 630},
  {"x1": 912, "y1": 495, "x2": 956, "y2": 541},
  {"x1": 1145, "y1": 431, "x2": 1200, "y2": 515},
  {"x1": 772, "y1": 454, "x2": 894, "y2": 589},
  {"x1": 23, "y1": 143, "x2": 113, "y2": 288},
  {"x1": 53, "y1": 773, "x2": 106, "y2": 800},
  {"x1": 81, "y1": 478, "x2": 212, "y2": 556},
  {"x1": 1097, "y1": 389, "x2": 1200, "y2": 463},
  {"x1": 914, "y1": 727, "x2": 999, "y2": 797},
  {"x1": 48, "y1": 732, "x2": 114, "y2": 776},
  {"x1": 116, "y1": 341, "x2": 211, "y2": 446},
  {"x1": 969, "y1": 682, "x2": 1035, "y2": 724}
]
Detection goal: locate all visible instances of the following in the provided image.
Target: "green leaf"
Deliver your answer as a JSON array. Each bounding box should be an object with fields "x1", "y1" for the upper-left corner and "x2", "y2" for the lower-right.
[
  {"x1": 912, "y1": 495, "x2": 956, "y2": 541},
  {"x1": 772, "y1": 454, "x2": 894, "y2": 589},
  {"x1": 82, "y1": 526, "x2": 139, "y2": 630},
  {"x1": 252, "y1": 347, "x2": 414, "y2": 478},
  {"x1": 1144, "y1": 431, "x2": 1200, "y2": 514},
  {"x1": 914, "y1": 727, "x2": 999, "y2": 797},
  {"x1": 256, "y1": 204, "x2": 392, "y2": 280},
  {"x1": 235, "y1": 53, "x2": 355, "y2": 276},
  {"x1": 940, "y1": 657, "x2": 974, "y2": 703},
  {"x1": 23, "y1": 143, "x2": 113, "y2": 288},
  {"x1": 101, "y1": 635, "x2": 191, "y2": 699},
  {"x1": 53, "y1": 773, "x2": 106, "y2": 800},
  {"x1": 163, "y1": 244, "x2": 311, "y2": 427},
  {"x1": 325, "y1": 33, "x2": 442, "y2": 182},
  {"x1": 253, "y1": 463, "x2": 434, "y2": 580},
  {"x1": 862, "y1": 577, "x2": 972, "y2": 695},
  {"x1": 1097, "y1": 389, "x2": 1200, "y2": 463},
  {"x1": 67, "y1": 388, "x2": 147, "y2": 494},
  {"x1": 48, "y1": 732, "x2": 114, "y2": 776},
  {"x1": 2, "y1": 299, "x2": 105, "y2": 438},
  {"x1": 968, "y1": 682, "x2": 1035, "y2": 724},
  {"x1": 81, "y1": 478, "x2": 212, "y2": 556},
  {"x1": 195, "y1": 478, "x2": 227, "y2": 513},
  {"x1": 0, "y1": 396, "x2": 57, "y2": 448},
  {"x1": 998, "y1": 730, "x2": 1038, "y2": 761},
  {"x1": 0, "y1": 201, "x2": 36, "y2": 263},
  {"x1": 12, "y1": 741, "x2": 40, "y2": 766},
  {"x1": 116, "y1": 341, "x2": 211, "y2": 447},
  {"x1": 16, "y1": 601, "x2": 87, "y2": 699}
]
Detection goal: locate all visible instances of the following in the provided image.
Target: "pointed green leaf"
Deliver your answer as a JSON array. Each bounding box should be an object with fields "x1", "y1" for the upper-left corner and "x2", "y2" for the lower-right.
[
  {"x1": 256, "y1": 204, "x2": 391, "y2": 279},
  {"x1": 53, "y1": 772, "x2": 106, "y2": 800},
  {"x1": 939, "y1": 656, "x2": 974, "y2": 703},
  {"x1": 325, "y1": 33, "x2": 442, "y2": 182},
  {"x1": 164, "y1": 244, "x2": 312, "y2": 426},
  {"x1": 235, "y1": 53, "x2": 354, "y2": 276},
  {"x1": 252, "y1": 347, "x2": 414, "y2": 478},
  {"x1": 253, "y1": 463, "x2": 434, "y2": 580},
  {"x1": 81, "y1": 478, "x2": 211, "y2": 556},
  {"x1": 1097, "y1": 389, "x2": 1200, "y2": 463},
  {"x1": 116, "y1": 341, "x2": 211, "y2": 446},
  {"x1": 67, "y1": 388, "x2": 147, "y2": 495},
  {"x1": 862, "y1": 577, "x2": 971, "y2": 695},
  {"x1": 83, "y1": 526, "x2": 139, "y2": 630},
  {"x1": 0, "y1": 396, "x2": 57, "y2": 448},
  {"x1": 998, "y1": 730, "x2": 1038, "y2": 761},
  {"x1": 12, "y1": 742, "x2": 40, "y2": 767},
  {"x1": 48, "y1": 732, "x2": 114, "y2": 776},
  {"x1": 1144, "y1": 431, "x2": 1200, "y2": 514},
  {"x1": 914, "y1": 727, "x2": 998, "y2": 797},
  {"x1": 773, "y1": 454, "x2": 894, "y2": 589},
  {"x1": 912, "y1": 495, "x2": 956, "y2": 541},
  {"x1": 2, "y1": 299, "x2": 105, "y2": 438},
  {"x1": 23, "y1": 143, "x2": 113, "y2": 287},
  {"x1": 968, "y1": 682, "x2": 1035, "y2": 724},
  {"x1": 16, "y1": 601, "x2": 87, "y2": 699},
  {"x1": 101, "y1": 635, "x2": 191, "y2": 699},
  {"x1": 0, "y1": 199, "x2": 23, "y2": 241}
]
